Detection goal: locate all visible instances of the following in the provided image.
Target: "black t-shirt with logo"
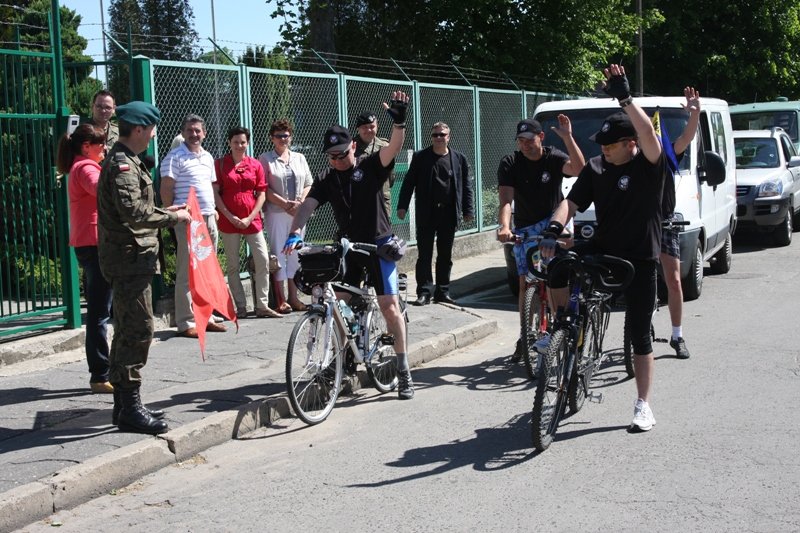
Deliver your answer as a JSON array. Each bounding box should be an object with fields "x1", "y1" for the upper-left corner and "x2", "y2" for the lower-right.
[
  {"x1": 569, "y1": 150, "x2": 666, "y2": 260},
  {"x1": 308, "y1": 152, "x2": 393, "y2": 243},
  {"x1": 497, "y1": 147, "x2": 569, "y2": 227}
]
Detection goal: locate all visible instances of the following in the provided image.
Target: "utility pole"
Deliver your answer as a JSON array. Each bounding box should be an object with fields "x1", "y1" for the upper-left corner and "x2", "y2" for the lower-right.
[
  {"x1": 99, "y1": 0, "x2": 108, "y2": 82},
  {"x1": 210, "y1": 0, "x2": 217, "y2": 64},
  {"x1": 636, "y1": 0, "x2": 644, "y2": 96}
]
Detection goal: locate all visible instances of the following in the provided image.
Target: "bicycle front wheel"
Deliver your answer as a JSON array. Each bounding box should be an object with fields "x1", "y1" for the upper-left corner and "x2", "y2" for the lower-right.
[
  {"x1": 285, "y1": 310, "x2": 344, "y2": 425},
  {"x1": 522, "y1": 283, "x2": 543, "y2": 381},
  {"x1": 532, "y1": 328, "x2": 571, "y2": 452},
  {"x1": 568, "y1": 310, "x2": 600, "y2": 414},
  {"x1": 365, "y1": 302, "x2": 403, "y2": 393}
]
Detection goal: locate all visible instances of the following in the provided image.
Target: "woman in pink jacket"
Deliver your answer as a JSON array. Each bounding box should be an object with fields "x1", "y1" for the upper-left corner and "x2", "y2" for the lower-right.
[{"x1": 57, "y1": 124, "x2": 113, "y2": 394}]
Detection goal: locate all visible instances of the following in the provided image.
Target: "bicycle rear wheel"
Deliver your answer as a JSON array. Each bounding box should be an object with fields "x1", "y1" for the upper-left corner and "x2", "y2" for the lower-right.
[
  {"x1": 286, "y1": 310, "x2": 344, "y2": 425},
  {"x1": 365, "y1": 303, "x2": 401, "y2": 393},
  {"x1": 522, "y1": 283, "x2": 543, "y2": 380},
  {"x1": 568, "y1": 310, "x2": 599, "y2": 413},
  {"x1": 532, "y1": 328, "x2": 571, "y2": 452}
]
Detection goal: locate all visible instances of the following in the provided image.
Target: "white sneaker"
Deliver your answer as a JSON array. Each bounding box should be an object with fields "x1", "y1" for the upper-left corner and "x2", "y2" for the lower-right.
[
  {"x1": 631, "y1": 399, "x2": 656, "y2": 431},
  {"x1": 533, "y1": 333, "x2": 551, "y2": 355}
]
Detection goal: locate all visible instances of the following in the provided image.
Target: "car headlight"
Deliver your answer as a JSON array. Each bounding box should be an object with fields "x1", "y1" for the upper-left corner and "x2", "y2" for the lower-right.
[{"x1": 757, "y1": 179, "x2": 783, "y2": 197}]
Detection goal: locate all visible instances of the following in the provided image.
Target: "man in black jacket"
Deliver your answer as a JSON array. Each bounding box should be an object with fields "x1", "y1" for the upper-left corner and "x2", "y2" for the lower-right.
[{"x1": 397, "y1": 122, "x2": 474, "y2": 305}]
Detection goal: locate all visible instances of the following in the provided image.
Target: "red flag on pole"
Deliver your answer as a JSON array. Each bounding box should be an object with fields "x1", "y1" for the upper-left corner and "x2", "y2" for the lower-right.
[{"x1": 185, "y1": 187, "x2": 237, "y2": 358}]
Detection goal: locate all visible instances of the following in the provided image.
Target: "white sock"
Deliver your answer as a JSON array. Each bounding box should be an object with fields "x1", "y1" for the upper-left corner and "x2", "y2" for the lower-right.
[{"x1": 672, "y1": 326, "x2": 682, "y2": 340}]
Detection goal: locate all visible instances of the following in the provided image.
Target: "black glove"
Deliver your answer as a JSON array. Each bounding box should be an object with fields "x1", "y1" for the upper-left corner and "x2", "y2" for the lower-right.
[
  {"x1": 603, "y1": 73, "x2": 631, "y2": 102},
  {"x1": 542, "y1": 220, "x2": 565, "y2": 240},
  {"x1": 386, "y1": 99, "x2": 408, "y2": 125}
]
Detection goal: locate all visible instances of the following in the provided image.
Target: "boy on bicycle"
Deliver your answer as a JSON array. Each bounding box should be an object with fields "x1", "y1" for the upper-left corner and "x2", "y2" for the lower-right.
[{"x1": 496, "y1": 116, "x2": 585, "y2": 358}]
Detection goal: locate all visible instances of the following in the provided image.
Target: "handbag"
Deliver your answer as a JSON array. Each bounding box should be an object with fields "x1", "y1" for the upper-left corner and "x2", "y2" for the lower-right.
[{"x1": 376, "y1": 235, "x2": 407, "y2": 262}]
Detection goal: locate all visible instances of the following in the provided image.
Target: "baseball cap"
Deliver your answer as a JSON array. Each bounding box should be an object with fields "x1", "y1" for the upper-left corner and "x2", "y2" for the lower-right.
[
  {"x1": 590, "y1": 112, "x2": 636, "y2": 145},
  {"x1": 516, "y1": 119, "x2": 543, "y2": 139},
  {"x1": 322, "y1": 125, "x2": 353, "y2": 153},
  {"x1": 355, "y1": 111, "x2": 377, "y2": 127}
]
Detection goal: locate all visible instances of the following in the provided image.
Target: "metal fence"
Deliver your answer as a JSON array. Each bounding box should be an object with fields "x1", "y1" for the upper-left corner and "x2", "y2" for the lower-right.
[
  {"x1": 0, "y1": 47, "x2": 576, "y2": 338},
  {"x1": 143, "y1": 57, "x2": 575, "y2": 244}
]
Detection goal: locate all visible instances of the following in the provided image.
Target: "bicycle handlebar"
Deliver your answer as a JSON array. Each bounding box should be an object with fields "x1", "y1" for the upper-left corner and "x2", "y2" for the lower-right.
[{"x1": 542, "y1": 250, "x2": 635, "y2": 292}]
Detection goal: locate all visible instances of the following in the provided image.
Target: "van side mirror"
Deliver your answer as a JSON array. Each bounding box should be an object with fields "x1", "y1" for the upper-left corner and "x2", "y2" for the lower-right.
[
  {"x1": 699, "y1": 151, "x2": 726, "y2": 186},
  {"x1": 788, "y1": 156, "x2": 800, "y2": 168}
]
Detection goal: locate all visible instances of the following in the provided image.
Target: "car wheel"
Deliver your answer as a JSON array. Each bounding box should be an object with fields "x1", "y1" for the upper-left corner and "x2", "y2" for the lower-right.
[
  {"x1": 682, "y1": 242, "x2": 703, "y2": 301},
  {"x1": 773, "y1": 212, "x2": 792, "y2": 247},
  {"x1": 709, "y1": 230, "x2": 732, "y2": 274}
]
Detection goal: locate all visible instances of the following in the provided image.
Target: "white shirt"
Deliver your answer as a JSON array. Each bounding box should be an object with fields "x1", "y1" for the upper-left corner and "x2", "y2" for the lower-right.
[{"x1": 160, "y1": 143, "x2": 216, "y2": 215}]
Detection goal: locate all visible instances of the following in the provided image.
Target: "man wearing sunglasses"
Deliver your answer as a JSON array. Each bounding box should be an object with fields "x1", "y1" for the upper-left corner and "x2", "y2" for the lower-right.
[
  {"x1": 354, "y1": 111, "x2": 395, "y2": 217},
  {"x1": 283, "y1": 91, "x2": 416, "y2": 400},
  {"x1": 541, "y1": 64, "x2": 666, "y2": 433},
  {"x1": 397, "y1": 122, "x2": 474, "y2": 306}
]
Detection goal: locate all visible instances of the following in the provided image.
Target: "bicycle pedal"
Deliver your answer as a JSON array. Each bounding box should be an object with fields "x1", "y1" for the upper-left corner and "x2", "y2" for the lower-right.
[
  {"x1": 587, "y1": 391, "x2": 604, "y2": 404},
  {"x1": 653, "y1": 337, "x2": 668, "y2": 343},
  {"x1": 379, "y1": 333, "x2": 395, "y2": 346}
]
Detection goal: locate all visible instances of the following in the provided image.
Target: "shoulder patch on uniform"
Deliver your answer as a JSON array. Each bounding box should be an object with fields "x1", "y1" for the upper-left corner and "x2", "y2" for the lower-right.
[{"x1": 114, "y1": 152, "x2": 127, "y2": 162}]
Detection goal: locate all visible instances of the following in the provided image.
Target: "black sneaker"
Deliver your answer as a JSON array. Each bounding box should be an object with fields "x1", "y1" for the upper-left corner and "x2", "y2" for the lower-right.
[
  {"x1": 670, "y1": 337, "x2": 690, "y2": 359},
  {"x1": 398, "y1": 369, "x2": 414, "y2": 400}
]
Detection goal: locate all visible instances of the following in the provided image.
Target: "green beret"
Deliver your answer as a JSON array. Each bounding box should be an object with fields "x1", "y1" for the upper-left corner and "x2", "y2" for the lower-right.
[{"x1": 116, "y1": 101, "x2": 161, "y2": 126}]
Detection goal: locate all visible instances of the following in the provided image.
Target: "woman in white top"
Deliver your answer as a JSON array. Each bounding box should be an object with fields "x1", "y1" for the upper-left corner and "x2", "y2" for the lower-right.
[{"x1": 259, "y1": 119, "x2": 313, "y2": 312}]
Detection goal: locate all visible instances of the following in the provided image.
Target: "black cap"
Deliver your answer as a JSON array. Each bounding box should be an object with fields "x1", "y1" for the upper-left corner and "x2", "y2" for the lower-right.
[
  {"x1": 323, "y1": 125, "x2": 353, "y2": 153},
  {"x1": 590, "y1": 112, "x2": 636, "y2": 145},
  {"x1": 516, "y1": 119, "x2": 543, "y2": 139},
  {"x1": 355, "y1": 111, "x2": 377, "y2": 127}
]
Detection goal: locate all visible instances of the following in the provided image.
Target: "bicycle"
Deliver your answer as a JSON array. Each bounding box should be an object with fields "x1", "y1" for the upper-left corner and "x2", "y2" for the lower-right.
[
  {"x1": 621, "y1": 218, "x2": 690, "y2": 377},
  {"x1": 285, "y1": 238, "x2": 409, "y2": 425},
  {"x1": 514, "y1": 229, "x2": 554, "y2": 381},
  {"x1": 529, "y1": 248, "x2": 634, "y2": 452}
]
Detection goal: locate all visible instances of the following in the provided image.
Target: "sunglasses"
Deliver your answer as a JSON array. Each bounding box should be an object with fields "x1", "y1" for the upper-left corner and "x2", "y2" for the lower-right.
[
  {"x1": 272, "y1": 133, "x2": 290, "y2": 139},
  {"x1": 431, "y1": 133, "x2": 448, "y2": 138},
  {"x1": 328, "y1": 149, "x2": 350, "y2": 160}
]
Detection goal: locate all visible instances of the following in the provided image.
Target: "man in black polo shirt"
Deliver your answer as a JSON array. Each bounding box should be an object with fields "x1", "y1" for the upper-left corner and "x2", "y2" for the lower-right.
[
  {"x1": 497, "y1": 116, "x2": 585, "y2": 358},
  {"x1": 542, "y1": 64, "x2": 666, "y2": 432},
  {"x1": 284, "y1": 91, "x2": 415, "y2": 400}
]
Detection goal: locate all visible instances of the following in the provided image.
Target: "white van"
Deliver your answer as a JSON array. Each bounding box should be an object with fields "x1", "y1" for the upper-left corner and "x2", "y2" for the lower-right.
[{"x1": 532, "y1": 96, "x2": 737, "y2": 300}]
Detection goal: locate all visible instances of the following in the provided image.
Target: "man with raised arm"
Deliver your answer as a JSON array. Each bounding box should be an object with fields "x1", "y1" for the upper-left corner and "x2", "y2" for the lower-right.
[
  {"x1": 496, "y1": 116, "x2": 585, "y2": 359},
  {"x1": 542, "y1": 64, "x2": 666, "y2": 432},
  {"x1": 283, "y1": 91, "x2": 415, "y2": 400},
  {"x1": 661, "y1": 87, "x2": 702, "y2": 360}
]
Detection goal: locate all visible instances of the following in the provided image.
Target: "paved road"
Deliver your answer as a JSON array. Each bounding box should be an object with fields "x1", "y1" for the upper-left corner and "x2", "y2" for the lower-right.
[{"x1": 15, "y1": 233, "x2": 800, "y2": 532}]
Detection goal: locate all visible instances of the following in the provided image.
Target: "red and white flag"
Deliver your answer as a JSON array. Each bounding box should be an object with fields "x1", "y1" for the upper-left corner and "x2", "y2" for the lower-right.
[{"x1": 186, "y1": 187, "x2": 237, "y2": 358}]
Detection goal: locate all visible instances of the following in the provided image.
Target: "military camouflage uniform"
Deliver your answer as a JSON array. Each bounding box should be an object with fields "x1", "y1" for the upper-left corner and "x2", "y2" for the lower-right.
[
  {"x1": 97, "y1": 143, "x2": 177, "y2": 389},
  {"x1": 356, "y1": 135, "x2": 395, "y2": 216},
  {"x1": 84, "y1": 118, "x2": 119, "y2": 151}
]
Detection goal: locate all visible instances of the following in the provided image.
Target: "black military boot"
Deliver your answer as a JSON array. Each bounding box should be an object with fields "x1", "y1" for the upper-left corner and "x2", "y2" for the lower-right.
[
  {"x1": 112, "y1": 388, "x2": 165, "y2": 426},
  {"x1": 117, "y1": 387, "x2": 169, "y2": 435}
]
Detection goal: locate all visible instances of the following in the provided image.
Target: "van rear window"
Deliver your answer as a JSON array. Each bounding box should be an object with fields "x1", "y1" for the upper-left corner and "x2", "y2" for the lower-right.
[{"x1": 535, "y1": 107, "x2": 691, "y2": 170}]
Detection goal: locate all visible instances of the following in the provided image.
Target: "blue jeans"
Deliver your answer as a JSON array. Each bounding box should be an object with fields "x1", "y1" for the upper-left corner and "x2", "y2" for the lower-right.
[{"x1": 74, "y1": 246, "x2": 112, "y2": 382}]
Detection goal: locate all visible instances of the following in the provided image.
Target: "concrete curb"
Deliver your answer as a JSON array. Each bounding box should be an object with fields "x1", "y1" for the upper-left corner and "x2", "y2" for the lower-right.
[{"x1": 1, "y1": 317, "x2": 497, "y2": 531}]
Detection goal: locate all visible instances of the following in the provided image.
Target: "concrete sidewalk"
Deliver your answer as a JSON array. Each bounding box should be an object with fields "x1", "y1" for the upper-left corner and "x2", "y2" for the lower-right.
[{"x1": 0, "y1": 246, "x2": 508, "y2": 532}]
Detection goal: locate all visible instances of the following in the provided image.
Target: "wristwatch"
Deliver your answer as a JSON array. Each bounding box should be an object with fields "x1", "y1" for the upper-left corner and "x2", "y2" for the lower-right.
[{"x1": 619, "y1": 96, "x2": 634, "y2": 108}]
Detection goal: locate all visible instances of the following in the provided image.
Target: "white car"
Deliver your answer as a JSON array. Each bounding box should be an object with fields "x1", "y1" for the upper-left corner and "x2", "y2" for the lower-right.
[{"x1": 733, "y1": 127, "x2": 800, "y2": 246}]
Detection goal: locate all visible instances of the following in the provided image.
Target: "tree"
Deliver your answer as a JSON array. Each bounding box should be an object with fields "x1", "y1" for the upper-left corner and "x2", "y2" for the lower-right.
[
  {"x1": 643, "y1": 0, "x2": 800, "y2": 102},
  {"x1": 265, "y1": 0, "x2": 656, "y2": 92},
  {"x1": 106, "y1": 0, "x2": 200, "y2": 102}
]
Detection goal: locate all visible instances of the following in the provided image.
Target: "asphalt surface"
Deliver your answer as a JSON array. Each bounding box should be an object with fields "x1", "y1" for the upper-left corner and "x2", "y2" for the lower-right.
[{"x1": 0, "y1": 248, "x2": 505, "y2": 532}]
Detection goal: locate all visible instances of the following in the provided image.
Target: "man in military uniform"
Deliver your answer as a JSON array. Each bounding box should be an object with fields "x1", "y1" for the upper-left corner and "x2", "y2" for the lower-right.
[
  {"x1": 354, "y1": 111, "x2": 395, "y2": 216},
  {"x1": 97, "y1": 101, "x2": 191, "y2": 434},
  {"x1": 86, "y1": 90, "x2": 119, "y2": 152}
]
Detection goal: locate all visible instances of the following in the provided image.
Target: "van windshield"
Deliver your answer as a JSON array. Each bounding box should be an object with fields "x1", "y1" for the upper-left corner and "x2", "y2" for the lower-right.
[
  {"x1": 730, "y1": 111, "x2": 798, "y2": 143},
  {"x1": 535, "y1": 107, "x2": 691, "y2": 173}
]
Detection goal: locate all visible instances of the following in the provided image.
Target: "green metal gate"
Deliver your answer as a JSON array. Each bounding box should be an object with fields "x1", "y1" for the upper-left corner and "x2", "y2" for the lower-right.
[{"x1": 1, "y1": 10, "x2": 78, "y2": 339}]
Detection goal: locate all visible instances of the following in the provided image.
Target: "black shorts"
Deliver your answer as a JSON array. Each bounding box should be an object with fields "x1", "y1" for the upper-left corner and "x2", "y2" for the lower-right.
[
  {"x1": 661, "y1": 214, "x2": 680, "y2": 258},
  {"x1": 548, "y1": 241, "x2": 657, "y2": 356},
  {"x1": 342, "y1": 250, "x2": 398, "y2": 296}
]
